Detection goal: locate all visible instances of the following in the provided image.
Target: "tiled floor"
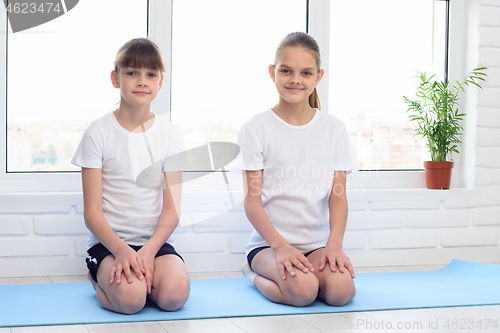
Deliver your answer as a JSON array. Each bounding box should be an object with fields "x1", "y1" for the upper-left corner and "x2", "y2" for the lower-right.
[{"x1": 1, "y1": 264, "x2": 499, "y2": 333}]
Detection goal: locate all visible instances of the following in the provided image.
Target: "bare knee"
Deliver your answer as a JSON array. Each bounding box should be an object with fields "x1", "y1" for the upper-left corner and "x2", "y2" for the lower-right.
[
  {"x1": 154, "y1": 276, "x2": 190, "y2": 311},
  {"x1": 323, "y1": 279, "x2": 356, "y2": 306},
  {"x1": 112, "y1": 286, "x2": 147, "y2": 314},
  {"x1": 282, "y1": 274, "x2": 319, "y2": 307}
]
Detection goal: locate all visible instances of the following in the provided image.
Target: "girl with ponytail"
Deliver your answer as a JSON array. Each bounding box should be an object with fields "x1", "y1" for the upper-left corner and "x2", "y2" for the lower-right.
[{"x1": 237, "y1": 32, "x2": 359, "y2": 307}]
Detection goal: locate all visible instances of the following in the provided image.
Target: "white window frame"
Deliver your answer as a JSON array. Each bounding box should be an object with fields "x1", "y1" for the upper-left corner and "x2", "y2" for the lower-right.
[{"x1": 0, "y1": 0, "x2": 466, "y2": 192}]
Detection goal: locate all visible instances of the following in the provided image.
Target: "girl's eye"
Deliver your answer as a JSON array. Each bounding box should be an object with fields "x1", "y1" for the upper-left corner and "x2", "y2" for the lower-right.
[
  {"x1": 303, "y1": 72, "x2": 312, "y2": 76},
  {"x1": 148, "y1": 73, "x2": 157, "y2": 78},
  {"x1": 280, "y1": 69, "x2": 290, "y2": 74},
  {"x1": 126, "y1": 72, "x2": 136, "y2": 76}
]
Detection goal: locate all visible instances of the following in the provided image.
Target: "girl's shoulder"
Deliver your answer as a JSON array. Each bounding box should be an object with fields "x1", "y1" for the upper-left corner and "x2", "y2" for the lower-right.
[
  {"x1": 154, "y1": 113, "x2": 180, "y2": 128},
  {"x1": 154, "y1": 114, "x2": 185, "y2": 137},
  {"x1": 315, "y1": 110, "x2": 345, "y2": 126},
  {"x1": 83, "y1": 112, "x2": 115, "y2": 137},
  {"x1": 237, "y1": 109, "x2": 271, "y2": 136},
  {"x1": 244, "y1": 109, "x2": 274, "y2": 125}
]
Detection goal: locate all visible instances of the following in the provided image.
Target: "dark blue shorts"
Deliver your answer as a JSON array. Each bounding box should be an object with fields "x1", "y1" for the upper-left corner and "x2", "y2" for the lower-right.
[
  {"x1": 247, "y1": 246, "x2": 324, "y2": 269},
  {"x1": 86, "y1": 242, "x2": 183, "y2": 283}
]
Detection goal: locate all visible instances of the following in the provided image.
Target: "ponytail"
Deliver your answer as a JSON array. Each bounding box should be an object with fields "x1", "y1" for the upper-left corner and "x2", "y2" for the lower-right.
[{"x1": 309, "y1": 87, "x2": 321, "y2": 110}]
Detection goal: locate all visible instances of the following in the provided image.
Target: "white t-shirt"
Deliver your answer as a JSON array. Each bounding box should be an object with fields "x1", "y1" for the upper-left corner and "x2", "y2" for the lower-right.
[
  {"x1": 236, "y1": 109, "x2": 359, "y2": 254},
  {"x1": 72, "y1": 112, "x2": 185, "y2": 249}
]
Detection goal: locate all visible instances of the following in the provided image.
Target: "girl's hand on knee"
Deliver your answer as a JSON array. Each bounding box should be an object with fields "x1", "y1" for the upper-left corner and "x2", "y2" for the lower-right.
[
  {"x1": 111, "y1": 246, "x2": 145, "y2": 285},
  {"x1": 137, "y1": 248, "x2": 155, "y2": 294},
  {"x1": 319, "y1": 248, "x2": 355, "y2": 278},
  {"x1": 275, "y1": 244, "x2": 314, "y2": 280}
]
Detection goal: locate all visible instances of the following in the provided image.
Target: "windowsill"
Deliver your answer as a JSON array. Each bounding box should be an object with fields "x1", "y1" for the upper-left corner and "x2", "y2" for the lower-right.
[
  {"x1": 0, "y1": 169, "x2": 429, "y2": 192},
  {"x1": 1, "y1": 186, "x2": 499, "y2": 208}
]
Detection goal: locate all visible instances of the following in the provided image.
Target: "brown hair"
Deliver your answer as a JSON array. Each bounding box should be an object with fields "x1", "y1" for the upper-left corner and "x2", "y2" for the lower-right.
[
  {"x1": 274, "y1": 32, "x2": 322, "y2": 110},
  {"x1": 114, "y1": 38, "x2": 166, "y2": 73}
]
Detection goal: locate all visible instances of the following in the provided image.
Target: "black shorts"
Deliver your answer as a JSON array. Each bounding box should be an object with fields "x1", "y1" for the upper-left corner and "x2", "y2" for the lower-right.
[
  {"x1": 247, "y1": 246, "x2": 324, "y2": 269},
  {"x1": 86, "y1": 242, "x2": 183, "y2": 283}
]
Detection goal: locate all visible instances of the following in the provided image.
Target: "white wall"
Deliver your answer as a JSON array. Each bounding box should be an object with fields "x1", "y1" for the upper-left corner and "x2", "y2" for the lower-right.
[{"x1": 0, "y1": 0, "x2": 499, "y2": 277}]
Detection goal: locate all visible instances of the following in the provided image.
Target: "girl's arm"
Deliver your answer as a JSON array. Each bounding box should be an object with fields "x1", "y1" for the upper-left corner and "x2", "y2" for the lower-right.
[
  {"x1": 81, "y1": 168, "x2": 145, "y2": 284},
  {"x1": 138, "y1": 171, "x2": 182, "y2": 293},
  {"x1": 243, "y1": 170, "x2": 314, "y2": 280},
  {"x1": 319, "y1": 171, "x2": 355, "y2": 278}
]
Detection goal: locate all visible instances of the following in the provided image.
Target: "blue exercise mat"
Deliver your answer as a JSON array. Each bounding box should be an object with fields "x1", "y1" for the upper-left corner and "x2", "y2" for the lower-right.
[{"x1": 1, "y1": 259, "x2": 499, "y2": 327}]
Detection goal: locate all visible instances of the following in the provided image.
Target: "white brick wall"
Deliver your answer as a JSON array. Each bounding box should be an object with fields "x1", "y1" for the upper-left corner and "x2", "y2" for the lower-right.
[
  {"x1": 406, "y1": 211, "x2": 469, "y2": 228},
  {"x1": 480, "y1": 27, "x2": 500, "y2": 47},
  {"x1": 34, "y1": 215, "x2": 87, "y2": 235},
  {"x1": 441, "y1": 228, "x2": 499, "y2": 247},
  {"x1": 0, "y1": 1, "x2": 499, "y2": 277},
  {"x1": 473, "y1": 206, "x2": 500, "y2": 226},
  {"x1": 478, "y1": 107, "x2": 500, "y2": 126},
  {"x1": 0, "y1": 216, "x2": 30, "y2": 235},
  {"x1": 476, "y1": 0, "x2": 500, "y2": 189},
  {"x1": 477, "y1": 127, "x2": 500, "y2": 146},
  {"x1": 369, "y1": 231, "x2": 438, "y2": 250},
  {"x1": 1, "y1": 186, "x2": 499, "y2": 276}
]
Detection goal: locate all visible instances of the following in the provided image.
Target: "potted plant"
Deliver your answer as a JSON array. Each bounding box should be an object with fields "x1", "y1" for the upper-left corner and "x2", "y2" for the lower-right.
[{"x1": 404, "y1": 67, "x2": 487, "y2": 189}]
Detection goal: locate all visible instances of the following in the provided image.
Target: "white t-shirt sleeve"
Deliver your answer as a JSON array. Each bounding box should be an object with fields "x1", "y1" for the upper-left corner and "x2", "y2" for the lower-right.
[
  {"x1": 333, "y1": 124, "x2": 361, "y2": 174},
  {"x1": 163, "y1": 126, "x2": 187, "y2": 173},
  {"x1": 71, "y1": 123, "x2": 104, "y2": 169},
  {"x1": 235, "y1": 122, "x2": 264, "y2": 171}
]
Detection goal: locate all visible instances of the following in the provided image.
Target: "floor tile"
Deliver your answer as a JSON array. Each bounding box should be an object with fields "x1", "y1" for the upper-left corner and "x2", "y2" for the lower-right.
[
  {"x1": 0, "y1": 277, "x2": 52, "y2": 286},
  {"x1": 361, "y1": 308, "x2": 444, "y2": 333},
  {"x1": 425, "y1": 264, "x2": 449, "y2": 270},
  {"x1": 425, "y1": 305, "x2": 500, "y2": 333},
  {"x1": 352, "y1": 267, "x2": 386, "y2": 274},
  {"x1": 49, "y1": 275, "x2": 89, "y2": 284},
  {"x1": 86, "y1": 321, "x2": 167, "y2": 333},
  {"x1": 0, "y1": 277, "x2": 18, "y2": 286},
  {"x1": 159, "y1": 318, "x2": 245, "y2": 333},
  {"x1": 11, "y1": 325, "x2": 90, "y2": 333},
  {"x1": 377, "y1": 265, "x2": 434, "y2": 273},
  {"x1": 296, "y1": 311, "x2": 382, "y2": 333},
  {"x1": 219, "y1": 271, "x2": 245, "y2": 279},
  {"x1": 488, "y1": 305, "x2": 500, "y2": 313},
  {"x1": 229, "y1": 314, "x2": 323, "y2": 333},
  {"x1": 188, "y1": 272, "x2": 227, "y2": 280}
]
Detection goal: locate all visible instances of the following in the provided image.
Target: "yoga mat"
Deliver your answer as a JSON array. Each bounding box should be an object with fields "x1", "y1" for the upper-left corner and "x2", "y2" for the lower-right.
[{"x1": 1, "y1": 259, "x2": 499, "y2": 327}]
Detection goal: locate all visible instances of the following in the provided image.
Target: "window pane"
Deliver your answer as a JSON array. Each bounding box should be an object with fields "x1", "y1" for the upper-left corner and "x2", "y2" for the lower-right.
[
  {"x1": 329, "y1": 0, "x2": 448, "y2": 170},
  {"x1": 171, "y1": 0, "x2": 307, "y2": 149},
  {"x1": 7, "y1": 0, "x2": 147, "y2": 172}
]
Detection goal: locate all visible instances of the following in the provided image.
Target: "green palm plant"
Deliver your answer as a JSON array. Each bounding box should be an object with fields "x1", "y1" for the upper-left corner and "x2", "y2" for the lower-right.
[{"x1": 404, "y1": 67, "x2": 487, "y2": 162}]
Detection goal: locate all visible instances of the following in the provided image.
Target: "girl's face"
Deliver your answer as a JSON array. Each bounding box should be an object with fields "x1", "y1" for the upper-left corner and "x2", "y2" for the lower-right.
[
  {"x1": 269, "y1": 46, "x2": 324, "y2": 108},
  {"x1": 111, "y1": 67, "x2": 164, "y2": 110}
]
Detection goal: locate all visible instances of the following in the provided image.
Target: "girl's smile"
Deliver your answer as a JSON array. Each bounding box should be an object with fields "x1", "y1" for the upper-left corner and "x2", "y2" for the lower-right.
[{"x1": 285, "y1": 87, "x2": 305, "y2": 93}]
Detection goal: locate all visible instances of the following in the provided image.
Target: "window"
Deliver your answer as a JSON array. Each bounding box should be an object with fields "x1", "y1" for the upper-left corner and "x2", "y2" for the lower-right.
[
  {"x1": 329, "y1": 0, "x2": 449, "y2": 170},
  {"x1": 1, "y1": 0, "x2": 456, "y2": 192},
  {"x1": 170, "y1": 0, "x2": 307, "y2": 149},
  {"x1": 6, "y1": 0, "x2": 148, "y2": 172}
]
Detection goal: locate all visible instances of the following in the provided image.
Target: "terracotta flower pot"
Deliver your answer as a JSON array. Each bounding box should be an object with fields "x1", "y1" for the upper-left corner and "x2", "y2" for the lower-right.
[{"x1": 423, "y1": 161, "x2": 454, "y2": 189}]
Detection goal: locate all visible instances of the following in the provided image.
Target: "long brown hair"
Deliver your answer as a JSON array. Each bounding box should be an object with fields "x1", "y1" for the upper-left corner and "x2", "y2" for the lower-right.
[
  {"x1": 274, "y1": 32, "x2": 322, "y2": 110},
  {"x1": 114, "y1": 38, "x2": 166, "y2": 73}
]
